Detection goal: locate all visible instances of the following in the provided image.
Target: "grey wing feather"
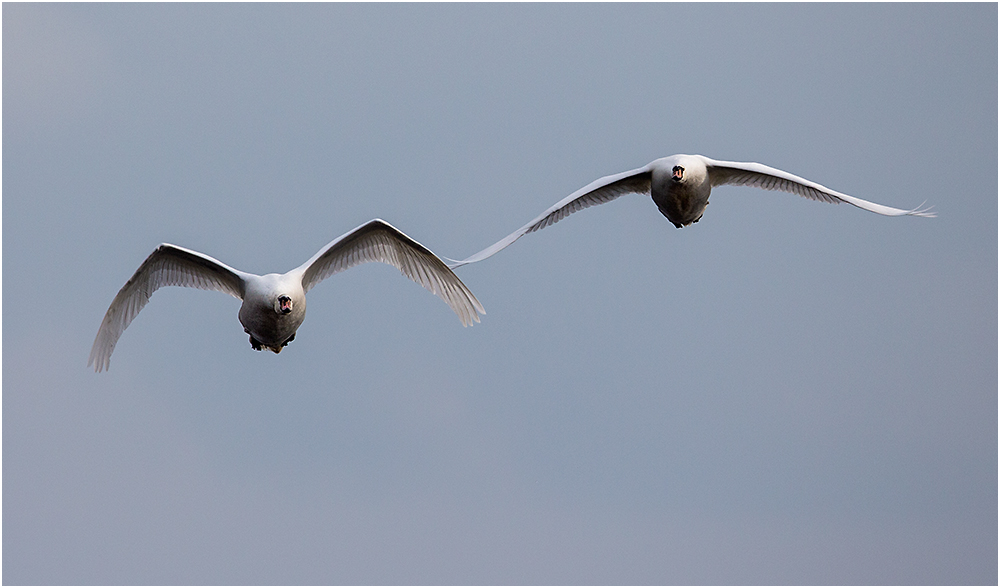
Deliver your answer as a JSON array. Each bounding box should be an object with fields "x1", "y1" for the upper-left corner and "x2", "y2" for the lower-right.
[
  {"x1": 89, "y1": 244, "x2": 247, "y2": 372},
  {"x1": 448, "y1": 164, "x2": 654, "y2": 268},
  {"x1": 297, "y1": 219, "x2": 485, "y2": 327},
  {"x1": 700, "y1": 156, "x2": 936, "y2": 217}
]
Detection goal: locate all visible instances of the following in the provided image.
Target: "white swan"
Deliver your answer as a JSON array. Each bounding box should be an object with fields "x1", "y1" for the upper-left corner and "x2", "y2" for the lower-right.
[
  {"x1": 89, "y1": 219, "x2": 485, "y2": 372},
  {"x1": 448, "y1": 154, "x2": 935, "y2": 268}
]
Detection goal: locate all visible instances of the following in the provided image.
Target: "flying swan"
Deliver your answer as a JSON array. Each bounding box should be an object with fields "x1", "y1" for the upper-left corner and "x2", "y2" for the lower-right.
[
  {"x1": 447, "y1": 154, "x2": 935, "y2": 268},
  {"x1": 89, "y1": 219, "x2": 485, "y2": 372}
]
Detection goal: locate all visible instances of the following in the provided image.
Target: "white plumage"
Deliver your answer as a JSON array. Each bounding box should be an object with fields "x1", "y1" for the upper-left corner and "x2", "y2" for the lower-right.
[
  {"x1": 448, "y1": 155, "x2": 935, "y2": 268},
  {"x1": 89, "y1": 219, "x2": 485, "y2": 372}
]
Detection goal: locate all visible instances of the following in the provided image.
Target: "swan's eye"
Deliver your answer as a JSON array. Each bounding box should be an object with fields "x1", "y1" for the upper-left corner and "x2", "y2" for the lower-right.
[{"x1": 671, "y1": 166, "x2": 684, "y2": 181}]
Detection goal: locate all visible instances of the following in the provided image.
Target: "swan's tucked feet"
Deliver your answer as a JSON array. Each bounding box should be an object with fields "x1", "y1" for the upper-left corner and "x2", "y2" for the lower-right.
[
  {"x1": 249, "y1": 335, "x2": 263, "y2": 351},
  {"x1": 271, "y1": 333, "x2": 295, "y2": 353}
]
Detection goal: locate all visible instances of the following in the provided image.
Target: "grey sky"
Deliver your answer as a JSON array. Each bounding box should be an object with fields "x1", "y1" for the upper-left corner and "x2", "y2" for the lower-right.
[{"x1": 3, "y1": 3, "x2": 996, "y2": 584}]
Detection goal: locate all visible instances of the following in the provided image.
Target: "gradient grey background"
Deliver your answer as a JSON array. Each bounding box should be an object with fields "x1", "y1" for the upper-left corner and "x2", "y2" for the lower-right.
[{"x1": 4, "y1": 3, "x2": 996, "y2": 585}]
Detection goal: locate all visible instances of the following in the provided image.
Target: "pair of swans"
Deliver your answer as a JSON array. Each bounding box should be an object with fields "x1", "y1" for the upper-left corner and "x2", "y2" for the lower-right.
[{"x1": 89, "y1": 154, "x2": 934, "y2": 371}]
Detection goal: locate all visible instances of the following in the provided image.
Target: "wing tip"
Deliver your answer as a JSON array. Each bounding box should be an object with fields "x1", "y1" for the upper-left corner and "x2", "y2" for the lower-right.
[
  {"x1": 88, "y1": 353, "x2": 109, "y2": 373},
  {"x1": 906, "y1": 202, "x2": 937, "y2": 218},
  {"x1": 458, "y1": 298, "x2": 486, "y2": 327}
]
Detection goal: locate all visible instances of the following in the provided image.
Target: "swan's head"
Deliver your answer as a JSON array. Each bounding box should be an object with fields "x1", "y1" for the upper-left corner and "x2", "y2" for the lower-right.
[
  {"x1": 671, "y1": 165, "x2": 685, "y2": 182},
  {"x1": 275, "y1": 295, "x2": 293, "y2": 315}
]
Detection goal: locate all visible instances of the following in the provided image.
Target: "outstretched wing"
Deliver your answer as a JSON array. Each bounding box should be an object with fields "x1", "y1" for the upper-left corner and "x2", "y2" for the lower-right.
[
  {"x1": 89, "y1": 244, "x2": 247, "y2": 372},
  {"x1": 447, "y1": 163, "x2": 654, "y2": 268},
  {"x1": 700, "y1": 156, "x2": 936, "y2": 217},
  {"x1": 296, "y1": 219, "x2": 485, "y2": 327}
]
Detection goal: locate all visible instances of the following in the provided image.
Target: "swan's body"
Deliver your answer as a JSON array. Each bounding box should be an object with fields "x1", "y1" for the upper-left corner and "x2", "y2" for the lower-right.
[
  {"x1": 89, "y1": 219, "x2": 485, "y2": 372},
  {"x1": 449, "y1": 154, "x2": 935, "y2": 267}
]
